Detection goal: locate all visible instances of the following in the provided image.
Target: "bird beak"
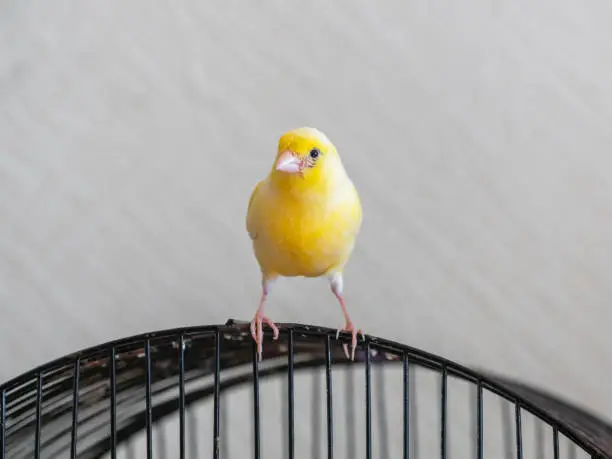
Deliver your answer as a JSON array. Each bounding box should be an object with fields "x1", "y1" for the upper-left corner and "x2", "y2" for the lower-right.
[{"x1": 275, "y1": 150, "x2": 302, "y2": 174}]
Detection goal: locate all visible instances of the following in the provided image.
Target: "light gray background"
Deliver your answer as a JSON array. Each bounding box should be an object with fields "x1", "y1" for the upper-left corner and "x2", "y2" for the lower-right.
[{"x1": 2, "y1": 0, "x2": 611, "y2": 430}]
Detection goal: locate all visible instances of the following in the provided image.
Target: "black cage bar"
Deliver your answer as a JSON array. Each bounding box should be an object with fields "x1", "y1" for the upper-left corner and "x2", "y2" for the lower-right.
[{"x1": 1, "y1": 319, "x2": 611, "y2": 458}]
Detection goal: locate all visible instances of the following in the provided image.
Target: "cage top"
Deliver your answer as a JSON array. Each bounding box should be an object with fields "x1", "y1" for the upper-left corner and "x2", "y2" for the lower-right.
[
  {"x1": 1, "y1": 318, "x2": 461, "y2": 392},
  {"x1": 1, "y1": 318, "x2": 612, "y2": 458}
]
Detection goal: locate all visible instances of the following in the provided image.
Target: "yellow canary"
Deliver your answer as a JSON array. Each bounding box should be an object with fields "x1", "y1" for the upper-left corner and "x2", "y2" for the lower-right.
[{"x1": 246, "y1": 127, "x2": 363, "y2": 361}]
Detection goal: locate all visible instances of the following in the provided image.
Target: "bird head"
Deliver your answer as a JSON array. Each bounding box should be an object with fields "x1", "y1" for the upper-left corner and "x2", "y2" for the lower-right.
[{"x1": 270, "y1": 127, "x2": 345, "y2": 193}]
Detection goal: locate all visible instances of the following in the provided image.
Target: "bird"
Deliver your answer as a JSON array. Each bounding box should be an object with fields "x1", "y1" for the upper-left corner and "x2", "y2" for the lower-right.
[{"x1": 246, "y1": 126, "x2": 363, "y2": 361}]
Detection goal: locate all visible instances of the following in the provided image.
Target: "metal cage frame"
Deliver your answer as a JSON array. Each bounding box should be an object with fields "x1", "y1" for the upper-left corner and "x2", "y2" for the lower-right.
[{"x1": 1, "y1": 319, "x2": 611, "y2": 458}]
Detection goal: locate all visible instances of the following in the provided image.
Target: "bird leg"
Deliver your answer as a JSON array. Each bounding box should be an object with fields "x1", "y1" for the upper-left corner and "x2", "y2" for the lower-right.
[
  {"x1": 329, "y1": 272, "x2": 364, "y2": 360},
  {"x1": 250, "y1": 280, "x2": 279, "y2": 362},
  {"x1": 334, "y1": 296, "x2": 364, "y2": 361}
]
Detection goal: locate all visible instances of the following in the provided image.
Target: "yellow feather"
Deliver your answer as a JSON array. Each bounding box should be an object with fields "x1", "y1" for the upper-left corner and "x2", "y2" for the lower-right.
[{"x1": 246, "y1": 127, "x2": 362, "y2": 279}]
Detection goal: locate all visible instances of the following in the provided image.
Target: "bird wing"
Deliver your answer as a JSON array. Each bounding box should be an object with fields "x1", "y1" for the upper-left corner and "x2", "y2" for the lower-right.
[
  {"x1": 337, "y1": 180, "x2": 363, "y2": 240},
  {"x1": 246, "y1": 180, "x2": 264, "y2": 240},
  {"x1": 317, "y1": 183, "x2": 362, "y2": 275}
]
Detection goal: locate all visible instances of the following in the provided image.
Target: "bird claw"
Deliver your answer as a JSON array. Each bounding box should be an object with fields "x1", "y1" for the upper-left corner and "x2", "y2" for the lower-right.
[
  {"x1": 250, "y1": 313, "x2": 279, "y2": 362},
  {"x1": 335, "y1": 322, "x2": 364, "y2": 361}
]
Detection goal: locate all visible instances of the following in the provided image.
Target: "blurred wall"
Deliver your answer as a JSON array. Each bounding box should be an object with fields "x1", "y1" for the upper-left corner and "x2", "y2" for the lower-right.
[{"x1": 1, "y1": 0, "x2": 612, "y2": 423}]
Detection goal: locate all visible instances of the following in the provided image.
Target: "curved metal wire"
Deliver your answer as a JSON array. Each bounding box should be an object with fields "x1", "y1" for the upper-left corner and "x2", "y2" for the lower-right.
[{"x1": 0, "y1": 319, "x2": 610, "y2": 458}]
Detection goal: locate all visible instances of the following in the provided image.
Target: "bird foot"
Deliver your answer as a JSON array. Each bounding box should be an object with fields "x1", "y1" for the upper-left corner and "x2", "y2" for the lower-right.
[
  {"x1": 335, "y1": 321, "x2": 365, "y2": 361},
  {"x1": 250, "y1": 312, "x2": 279, "y2": 362}
]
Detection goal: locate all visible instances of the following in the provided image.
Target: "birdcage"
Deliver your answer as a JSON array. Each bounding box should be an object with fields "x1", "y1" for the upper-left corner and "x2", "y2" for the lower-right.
[{"x1": 1, "y1": 319, "x2": 611, "y2": 458}]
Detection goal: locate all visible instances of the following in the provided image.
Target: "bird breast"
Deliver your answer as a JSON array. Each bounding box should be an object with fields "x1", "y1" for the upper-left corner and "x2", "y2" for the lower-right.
[{"x1": 253, "y1": 184, "x2": 360, "y2": 277}]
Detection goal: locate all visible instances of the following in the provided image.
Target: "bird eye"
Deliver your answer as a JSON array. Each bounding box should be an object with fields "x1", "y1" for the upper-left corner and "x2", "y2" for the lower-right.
[{"x1": 309, "y1": 149, "x2": 320, "y2": 159}]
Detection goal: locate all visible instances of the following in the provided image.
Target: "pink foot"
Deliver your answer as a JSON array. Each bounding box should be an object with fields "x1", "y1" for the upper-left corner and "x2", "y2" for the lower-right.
[
  {"x1": 250, "y1": 312, "x2": 279, "y2": 361},
  {"x1": 335, "y1": 321, "x2": 365, "y2": 361}
]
